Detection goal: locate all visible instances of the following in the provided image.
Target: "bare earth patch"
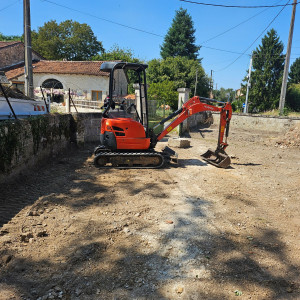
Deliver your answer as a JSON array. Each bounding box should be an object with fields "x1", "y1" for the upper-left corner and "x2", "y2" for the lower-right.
[{"x1": 0, "y1": 124, "x2": 299, "y2": 300}]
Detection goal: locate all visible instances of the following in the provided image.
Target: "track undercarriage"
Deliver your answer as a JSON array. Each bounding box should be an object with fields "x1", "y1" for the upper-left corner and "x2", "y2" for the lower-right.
[{"x1": 94, "y1": 146, "x2": 177, "y2": 169}]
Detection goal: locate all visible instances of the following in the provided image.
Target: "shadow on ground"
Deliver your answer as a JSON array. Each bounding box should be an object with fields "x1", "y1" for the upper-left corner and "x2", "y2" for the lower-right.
[{"x1": 0, "y1": 145, "x2": 299, "y2": 299}]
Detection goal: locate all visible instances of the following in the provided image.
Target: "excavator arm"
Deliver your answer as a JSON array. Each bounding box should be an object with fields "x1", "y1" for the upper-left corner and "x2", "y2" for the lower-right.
[{"x1": 155, "y1": 96, "x2": 232, "y2": 168}]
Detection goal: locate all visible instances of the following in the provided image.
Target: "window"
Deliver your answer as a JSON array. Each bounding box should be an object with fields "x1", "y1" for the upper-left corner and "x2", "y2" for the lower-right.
[{"x1": 92, "y1": 90, "x2": 102, "y2": 101}]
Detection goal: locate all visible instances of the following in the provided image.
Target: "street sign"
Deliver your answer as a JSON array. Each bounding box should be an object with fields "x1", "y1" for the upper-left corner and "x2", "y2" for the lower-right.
[{"x1": 242, "y1": 103, "x2": 246, "y2": 108}]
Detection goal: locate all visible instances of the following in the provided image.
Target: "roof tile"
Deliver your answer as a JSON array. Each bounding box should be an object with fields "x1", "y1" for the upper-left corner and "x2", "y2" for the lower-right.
[{"x1": 5, "y1": 60, "x2": 111, "y2": 80}]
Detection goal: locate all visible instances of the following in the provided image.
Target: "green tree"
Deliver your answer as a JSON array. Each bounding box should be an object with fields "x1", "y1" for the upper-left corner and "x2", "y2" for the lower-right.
[
  {"x1": 93, "y1": 44, "x2": 141, "y2": 63},
  {"x1": 93, "y1": 44, "x2": 143, "y2": 94},
  {"x1": 245, "y1": 29, "x2": 284, "y2": 112},
  {"x1": 147, "y1": 56, "x2": 209, "y2": 100},
  {"x1": 148, "y1": 80, "x2": 178, "y2": 109},
  {"x1": 286, "y1": 83, "x2": 300, "y2": 111},
  {"x1": 160, "y1": 8, "x2": 200, "y2": 60},
  {"x1": 31, "y1": 20, "x2": 104, "y2": 60},
  {"x1": 213, "y1": 88, "x2": 235, "y2": 102},
  {"x1": 289, "y1": 57, "x2": 300, "y2": 84},
  {"x1": 0, "y1": 32, "x2": 21, "y2": 41}
]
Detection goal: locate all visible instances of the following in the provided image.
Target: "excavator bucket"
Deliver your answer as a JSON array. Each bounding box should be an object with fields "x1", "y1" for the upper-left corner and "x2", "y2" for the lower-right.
[{"x1": 201, "y1": 148, "x2": 231, "y2": 168}]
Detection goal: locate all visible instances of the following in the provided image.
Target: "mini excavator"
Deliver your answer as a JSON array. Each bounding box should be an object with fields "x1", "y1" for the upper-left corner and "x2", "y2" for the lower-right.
[{"x1": 94, "y1": 62, "x2": 232, "y2": 169}]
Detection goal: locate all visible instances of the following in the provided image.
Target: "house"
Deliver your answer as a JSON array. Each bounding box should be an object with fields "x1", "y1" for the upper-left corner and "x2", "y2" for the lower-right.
[
  {"x1": 5, "y1": 60, "x2": 112, "y2": 103},
  {"x1": 0, "y1": 41, "x2": 44, "y2": 92},
  {"x1": 0, "y1": 41, "x2": 127, "y2": 103},
  {"x1": 0, "y1": 41, "x2": 43, "y2": 70}
]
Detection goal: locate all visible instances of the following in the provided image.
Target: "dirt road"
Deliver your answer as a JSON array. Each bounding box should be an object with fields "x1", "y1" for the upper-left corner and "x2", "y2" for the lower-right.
[{"x1": 0, "y1": 124, "x2": 299, "y2": 300}]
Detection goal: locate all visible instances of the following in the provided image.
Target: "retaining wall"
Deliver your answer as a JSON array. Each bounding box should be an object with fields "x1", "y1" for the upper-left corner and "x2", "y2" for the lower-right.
[
  {"x1": 0, "y1": 113, "x2": 102, "y2": 183},
  {"x1": 212, "y1": 113, "x2": 300, "y2": 133}
]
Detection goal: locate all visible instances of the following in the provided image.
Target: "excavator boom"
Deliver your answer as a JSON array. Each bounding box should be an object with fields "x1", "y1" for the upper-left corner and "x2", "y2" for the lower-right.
[{"x1": 155, "y1": 96, "x2": 232, "y2": 168}]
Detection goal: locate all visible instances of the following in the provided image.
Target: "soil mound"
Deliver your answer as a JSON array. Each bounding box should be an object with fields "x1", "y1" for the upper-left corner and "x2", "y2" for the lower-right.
[{"x1": 276, "y1": 124, "x2": 300, "y2": 148}]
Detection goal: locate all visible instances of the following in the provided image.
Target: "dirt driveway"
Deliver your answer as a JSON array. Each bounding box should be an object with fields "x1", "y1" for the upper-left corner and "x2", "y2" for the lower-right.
[{"x1": 0, "y1": 124, "x2": 299, "y2": 300}]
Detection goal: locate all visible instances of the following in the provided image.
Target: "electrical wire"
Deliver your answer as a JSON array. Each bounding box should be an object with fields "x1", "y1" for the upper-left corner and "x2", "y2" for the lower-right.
[
  {"x1": 200, "y1": 45, "x2": 249, "y2": 55},
  {"x1": 180, "y1": 0, "x2": 299, "y2": 8},
  {"x1": 216, "y1": 0, "x2": 290, "y2": 72},
  {"x1": 0, "y1": 0, "x2": 19, "y2": 13},
  {"x1": 39, "y1": 0, "x2": 299, "y2": 63},
  {"x1": 41, "y1": 0, "x2": 164, "y2": 38},
  {"x1": 201, "y1": 0, "x2": 284, "y2": 44},
  {"x1": 39, "y1": 0, "x2": 253, "y2": 57}
]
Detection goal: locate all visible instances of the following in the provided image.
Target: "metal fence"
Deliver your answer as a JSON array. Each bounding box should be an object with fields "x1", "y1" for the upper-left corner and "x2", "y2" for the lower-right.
[
  {"x1": 72, "y1": 99, "x2": 103, "y2": 110},
  {"x1": 148, "y1": 100, "x2": 173, "y2": 120}
]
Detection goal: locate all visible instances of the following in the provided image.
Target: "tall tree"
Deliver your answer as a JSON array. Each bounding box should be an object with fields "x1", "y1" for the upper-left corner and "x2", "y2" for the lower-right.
[
  {"x1": 93, "y1": 44, "x2": 141, "y2": 63},
  {"x1": 147, "y1": 56, "x2": 209, "y2": 108},
  {"x1": 31, "y1": 20, "x2": 104, "y2": 60},
  {"x1": 246, "y1": 29, "x2": 284, "y2": 112},
  {"x1": 160, "y1": 8, "x2": 200, "y2": 60},
  {"x1": 288, "y1": 57, "x2": 300, "y2": 84}
]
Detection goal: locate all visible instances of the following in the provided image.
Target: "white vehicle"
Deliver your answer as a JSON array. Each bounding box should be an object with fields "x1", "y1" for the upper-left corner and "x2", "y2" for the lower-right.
[
  {"x1": 0, "y1": 72, "x2": 48, "y2": 120},
  {"x1": 0, "y1": 96, "x2": 48, "y2": 120}
]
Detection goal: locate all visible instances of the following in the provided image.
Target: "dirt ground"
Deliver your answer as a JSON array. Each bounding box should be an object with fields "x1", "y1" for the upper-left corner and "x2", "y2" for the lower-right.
[{"x1": 0, "y1": 123, "x2": 299, "y2": 300}]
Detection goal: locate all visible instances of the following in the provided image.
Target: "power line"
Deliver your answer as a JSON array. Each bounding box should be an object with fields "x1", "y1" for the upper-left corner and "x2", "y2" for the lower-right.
[
  {"x1": 180, "y1": 0, "x2": 299, "y2": 8},
  {"x1": 41, "y1": 0, "x2": 164, "y2": 38},
  {"x1": 216, "y1": 0, "x2": 290, "y2": 72},
  {"x1": 200, "y1": 45, "x2": 249, "y2": 55},
  {"x1": 39, "y1": 0, "x2": 299, "y2": 64},
  {"x1": 39, "y1": 0, "x2": 253, "y2": 57},
  {"x1": 0, "y1": 0, "x2": 19, "y2": 13},
  {"x1": 201, "y1": 0, "x2": 284, "y2": 44}
]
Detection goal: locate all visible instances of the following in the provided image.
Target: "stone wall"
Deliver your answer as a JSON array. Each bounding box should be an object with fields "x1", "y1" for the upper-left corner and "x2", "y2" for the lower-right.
[
  {"x1": 0, "y1": 113, "x2": 102, "y2": 183},
  {"x1": 72, "y1": 113, "x2": 102, "y2": 144},
  {"x1": 0, "y1": 114, "x2": 74, "y2": 183},
  {"x1": 212, "y1": 113, "x2": 300, "y2": 133}
]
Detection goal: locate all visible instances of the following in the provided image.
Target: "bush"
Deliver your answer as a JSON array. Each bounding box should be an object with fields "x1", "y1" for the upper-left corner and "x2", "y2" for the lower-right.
[{"x1": 286, "y1": 83, "x2": 300, "y2": 112}]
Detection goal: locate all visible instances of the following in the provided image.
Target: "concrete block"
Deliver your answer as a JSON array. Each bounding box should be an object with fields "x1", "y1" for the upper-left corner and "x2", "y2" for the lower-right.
[{"x1": 168, "y1": 138, "x2": 191, "y2": 148}]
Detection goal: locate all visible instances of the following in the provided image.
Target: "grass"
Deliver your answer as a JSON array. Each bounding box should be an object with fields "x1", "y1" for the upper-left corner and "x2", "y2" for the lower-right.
[
  {"x1": 254, "y1": 110, "x2": 300, "y2": 117},
  {"x1": 149, "y1": 108, "x2": 176, "y2": 134}
]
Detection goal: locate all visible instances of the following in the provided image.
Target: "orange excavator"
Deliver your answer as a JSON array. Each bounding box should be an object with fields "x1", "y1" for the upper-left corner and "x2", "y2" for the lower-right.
[{"x1": 94, "y1": 62, "x2": 232, "y2": 169}]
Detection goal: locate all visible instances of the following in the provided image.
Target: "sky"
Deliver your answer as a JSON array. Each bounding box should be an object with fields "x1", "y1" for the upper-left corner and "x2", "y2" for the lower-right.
[{"x1": 1, "y1": 0, "x2": 299, "y2": 90}]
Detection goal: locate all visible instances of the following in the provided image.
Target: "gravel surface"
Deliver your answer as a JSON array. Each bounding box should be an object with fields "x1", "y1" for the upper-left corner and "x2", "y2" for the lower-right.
[{"x1": 0, "y1": 124, "x2": 299, "y2": 300}]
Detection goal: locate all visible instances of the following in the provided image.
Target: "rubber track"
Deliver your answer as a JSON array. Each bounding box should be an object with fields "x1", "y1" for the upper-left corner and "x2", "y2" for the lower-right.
[{"x1": 94, "y1": 151, "x2": 167, "y2": 169}]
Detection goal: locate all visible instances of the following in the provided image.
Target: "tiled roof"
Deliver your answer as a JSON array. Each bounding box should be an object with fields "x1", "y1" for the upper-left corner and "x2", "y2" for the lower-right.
[
  {"x1": 5, "y1": 68, "x2": 24, "y2": 80},
  {"x1": 0, "y1": 41, "x2": 22, "y2": 48},
  {"x1": 6, "y1": 60, "x2": 111, "y2": 80},
  {"x1": 124, "y1": 94, "x2": 135, "y2": 100}
]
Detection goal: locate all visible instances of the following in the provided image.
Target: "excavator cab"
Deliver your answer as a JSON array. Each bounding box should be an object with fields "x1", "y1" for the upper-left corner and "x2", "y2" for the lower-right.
[{"x1": 96, "y1": 62, "x2": 152, "y2": 152}]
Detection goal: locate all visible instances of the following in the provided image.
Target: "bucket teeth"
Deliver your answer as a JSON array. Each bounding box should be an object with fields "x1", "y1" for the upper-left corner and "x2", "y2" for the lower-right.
[{"x1": 201, "y1": 149, "x2": 231, "y2": 168}]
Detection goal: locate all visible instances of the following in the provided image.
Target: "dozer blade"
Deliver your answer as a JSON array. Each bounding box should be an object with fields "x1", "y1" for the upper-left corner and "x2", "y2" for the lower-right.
[{"x1": 201, "y1": 149, "x2": 231, "y2": 168}]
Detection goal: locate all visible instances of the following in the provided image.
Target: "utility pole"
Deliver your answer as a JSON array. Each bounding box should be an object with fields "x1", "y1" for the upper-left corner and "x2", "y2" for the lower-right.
[
  {"x1": 244, "y1": 53, "x2": 253, "y2": 113},
  {"x1": 210, "y1": 70, "x2": 214, "y2": 98},
  {"x1": 24, "y1": 0, "x2": 34, "y2": 98},
  {"x1": 279, "y1": 0, "x2": 297, "y2": 115},
  {"x1": 194, "y1": 69, "x2": 198, "y2": 96}
]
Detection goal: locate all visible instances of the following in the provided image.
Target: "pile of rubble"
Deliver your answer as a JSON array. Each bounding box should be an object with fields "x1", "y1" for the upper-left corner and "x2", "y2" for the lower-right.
[{"x1": 275, "y1": 124, "x2": 300, "y2": 148}]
